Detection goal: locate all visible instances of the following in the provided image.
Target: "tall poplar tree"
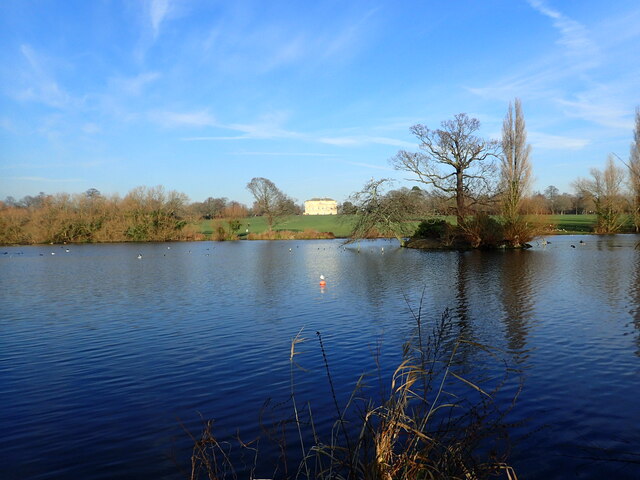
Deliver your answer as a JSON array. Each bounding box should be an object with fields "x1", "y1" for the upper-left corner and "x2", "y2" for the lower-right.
[{"x1": 500, "y1": 99, "x2": 532, "y2": 226}]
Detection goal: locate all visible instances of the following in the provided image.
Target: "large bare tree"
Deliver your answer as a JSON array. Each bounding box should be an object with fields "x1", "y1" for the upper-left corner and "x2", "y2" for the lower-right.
[
  {"x1": 500, "y1": 99, "x2": 532, "y2": 224},
  {"x1": 574, "y1": 156, "x2": 627, "y2": 233},
  {"x1": 246, "y1": 177, "x2": 291, "y2": 231},
  {"x1": 391, "y1": 113, "x2": 499, "y2": 227}
]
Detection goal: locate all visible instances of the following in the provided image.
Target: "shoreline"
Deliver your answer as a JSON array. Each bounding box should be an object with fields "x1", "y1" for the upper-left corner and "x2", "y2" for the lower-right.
[{"x1": 3, "y1": 230, "x2": 640, "y2": 247}]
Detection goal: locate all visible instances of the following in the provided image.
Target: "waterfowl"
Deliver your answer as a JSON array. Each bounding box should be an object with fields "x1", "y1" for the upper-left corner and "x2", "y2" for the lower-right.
[{"x1": 137, "y1": 253, "x2": 143, "y2": 259}]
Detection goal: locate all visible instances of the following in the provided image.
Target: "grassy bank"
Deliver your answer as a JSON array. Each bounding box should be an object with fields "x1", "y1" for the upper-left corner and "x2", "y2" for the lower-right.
[
  {"x1": 196, "y1": 214, "x2": 606, "y2": 239},
  {"x1": 198, "y1": 215, "x2": 360, "y2": 238}
]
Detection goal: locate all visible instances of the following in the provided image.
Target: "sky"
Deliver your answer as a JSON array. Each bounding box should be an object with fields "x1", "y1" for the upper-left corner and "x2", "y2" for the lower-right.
[{"x1": 1, "y1": 0, "x2": 639, "y2": 206}]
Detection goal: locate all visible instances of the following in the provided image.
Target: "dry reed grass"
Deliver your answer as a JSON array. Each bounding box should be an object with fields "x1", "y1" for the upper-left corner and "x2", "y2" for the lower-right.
[{"x1": 190, "y1": 307, "x2": 520, "y2": 480}]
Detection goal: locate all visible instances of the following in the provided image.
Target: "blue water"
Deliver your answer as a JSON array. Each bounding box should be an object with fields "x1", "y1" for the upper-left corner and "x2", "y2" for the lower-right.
[{"x1": 1, "y1": 236, "x2": 639, "y2": 479}]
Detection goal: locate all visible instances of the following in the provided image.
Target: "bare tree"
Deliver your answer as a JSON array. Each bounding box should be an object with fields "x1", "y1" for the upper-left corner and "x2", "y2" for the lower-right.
[
  {"x1": 391, "y1": 113, "x2": 499, "y2": 227},
  {"x1": 544, "y1": 185, "x2": 560, "y2": 214},
  {"x1": 345, "y1": 179, "x2": 413, "y2": 247},
  {"x1": 624, "y1": 107, "x2": 640, "y2": 232},
  {"x1": 573, "y1": 156, "x2": 627, "y2": 233},
  {"x1": 246, "y1": 177, "x2": 292, "y2": 231},
  {"x1": 500, "y1": 99, "x2": 532, "y2": 224}
]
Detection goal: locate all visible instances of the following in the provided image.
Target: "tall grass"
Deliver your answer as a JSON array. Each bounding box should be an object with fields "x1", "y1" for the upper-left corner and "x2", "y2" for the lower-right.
[{"x1": 189, "y1": 308, "x2": 521, "y2": 480}]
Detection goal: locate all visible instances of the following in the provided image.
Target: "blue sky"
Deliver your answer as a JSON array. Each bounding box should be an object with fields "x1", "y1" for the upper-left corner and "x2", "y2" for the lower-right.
[{"x1": 1, "y1": 0, "x2": 639, "y2": 205}]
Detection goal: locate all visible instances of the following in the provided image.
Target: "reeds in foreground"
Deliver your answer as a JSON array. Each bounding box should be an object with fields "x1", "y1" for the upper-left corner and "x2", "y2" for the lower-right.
[{"x1": 190, "y1": 308, "x2": 521, "y2": 480}]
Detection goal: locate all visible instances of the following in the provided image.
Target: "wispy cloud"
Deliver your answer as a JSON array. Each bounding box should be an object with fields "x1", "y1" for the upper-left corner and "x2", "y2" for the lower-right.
[
  {"x1": 82, "y1": 123, "x2": 101, "y2": 134},
  {"x1": 0, "y1": 117, "x2": 15, "y2": 132},
  {"x1": 149, "y1": 110, "x2": 217, "y2": 128},
  {"x1": 469, "y1": 1, "x2": 637, "y2": 133},
  {"x1": 321, "y1": 7, "x2": 380, "y2": 61},
  {"x1": 1, "y1": 159, "x2": 106, "y2": 170},
  {"x1": 16, "y1": 45, "x2": 73, "y2": 109},
  {"x1": 110, "y1": 72, "x2": 161, "y2": 95},
  {"x1": 155, "y1": 110, "x2": 304, "y2": 140},
  {"x1": 150, "y1": 0, "x2": 171, "y2": 38},
  {"x1": 9, "y1": 176, "x2": 84, "y2": 183},
  {"x1": 556, "y1": 85, "x2": 635, "y2": 130},
  {"x1": 199, "y1": 5, "x2": 380, "y2": 75},
  {"x1": 181, "y1": 136, "x2": 247, "y2": 141},
  {"x1": 319, "y1": 135, "x2": 415, "y2": 148},
  {"x1": 228, "y1": 152, "x2": 337, "y2": 157},
  {"x1": 346, "y1": 161, "x2": 394, "y2": 171},
  {"x1": 527, "y1": 0, "x2": 597, "y2": 58},
  {"x1": 528, "y1": 131, "x2": 590, "y2": 150},
  {"x1": 158, "y1": 108, "x2": 415, "y2": 149}
]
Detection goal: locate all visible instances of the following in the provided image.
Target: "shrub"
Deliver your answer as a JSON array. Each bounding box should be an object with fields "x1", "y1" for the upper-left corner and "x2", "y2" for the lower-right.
[
  {"x1": 502, "y1": 216, "x2": 539, "y2": 247},
  {"x1": 413, "y1": 218, "x2": 451, "y2": 239},
  {"x1": 461, "y1": 213, "x2": 504, "y2": 248}
]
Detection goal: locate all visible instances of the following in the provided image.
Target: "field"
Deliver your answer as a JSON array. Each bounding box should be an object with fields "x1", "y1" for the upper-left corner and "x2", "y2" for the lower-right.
[
  {"x1": 195, "y1": 214, "x2": 608, "y2": 238},
  {"x1": 197, "y1": 215, "x2": 358, "y2": 237}
]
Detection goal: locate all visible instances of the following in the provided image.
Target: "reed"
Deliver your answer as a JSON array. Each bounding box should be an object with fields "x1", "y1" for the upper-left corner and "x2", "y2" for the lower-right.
[{"x1": 190, "y1": 307, "x2": 520, "y2": 480}]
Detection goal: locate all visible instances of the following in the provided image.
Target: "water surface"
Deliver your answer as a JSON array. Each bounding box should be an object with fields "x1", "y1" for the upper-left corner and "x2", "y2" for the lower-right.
[{"x1": 1, "y1": 236, "x2": 639, "y2": 479}]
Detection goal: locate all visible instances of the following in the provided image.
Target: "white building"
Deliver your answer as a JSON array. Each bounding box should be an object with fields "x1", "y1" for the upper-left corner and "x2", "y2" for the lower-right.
[{"x1": 304, "y1": 198, "x2": 338, "y2": 215}]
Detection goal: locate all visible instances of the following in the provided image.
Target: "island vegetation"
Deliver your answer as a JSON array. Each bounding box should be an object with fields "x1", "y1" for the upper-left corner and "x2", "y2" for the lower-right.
[{"x1": 1, "y1": 102, "x2": 639, "y2": 247}]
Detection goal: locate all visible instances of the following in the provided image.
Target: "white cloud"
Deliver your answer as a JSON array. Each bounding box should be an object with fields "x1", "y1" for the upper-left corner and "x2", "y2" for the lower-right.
[
  {"x1": 150, "y1": 110, "x2": 217, "y2": 127},
  {"x1": 346, "y1": 161, "x2": 394, "y2": 171},
  {"x1": 150, "y1": 0, "x2": 171, "y2": 38},
  {"x1": 556, "y1": 88, "x2": 635, "y2": 130},
  {"x1": 111, "y1": 72, "x2": 161, "y2": 95},
  {"x1": 17, "y1": 45, "x2": 73, "y2": 109},
  {"x1": 9, "y1": 176, "x2": 84, "y2": 183},
  {"x1": 228, "y1": 152, "x2": 337, "y2": 157},
  {"x1": 0, "y1": 117, "x2": 15, "y2": 132},
  {"x1": 528, "y1": 131, "x2": 590, "y2": 150},
  {"x1": 527, "y1": 0, "x2": 598, "y2": 59},
  {"x1": 82, "y1": 123, "x2": 101, "y2": 134},
  {"x1": 181, "y1": 136, "x2": 247, "y2": 141},
  {"x1": 319, "y1": 135, "x2": 414, "y2": 148}
]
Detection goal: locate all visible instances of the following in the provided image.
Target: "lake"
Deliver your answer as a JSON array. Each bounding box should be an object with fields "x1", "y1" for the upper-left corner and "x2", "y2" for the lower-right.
[{"x1": 1, "y1": 236, "x2": 639, "y2": 479}]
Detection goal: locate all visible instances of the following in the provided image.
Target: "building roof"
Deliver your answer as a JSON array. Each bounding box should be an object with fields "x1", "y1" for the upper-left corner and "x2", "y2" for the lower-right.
[{"x1": 305, "y1": 198, "x2": 336, "y2": 202}]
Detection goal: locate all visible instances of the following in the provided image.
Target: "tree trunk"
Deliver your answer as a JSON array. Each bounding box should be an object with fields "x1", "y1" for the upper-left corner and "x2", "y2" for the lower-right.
[{"x1": 456, "y1": 169, "x2": 465, "y2": 226}]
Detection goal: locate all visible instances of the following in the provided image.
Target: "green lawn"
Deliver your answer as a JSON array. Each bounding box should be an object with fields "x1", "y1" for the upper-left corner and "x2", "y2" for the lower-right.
[
  {"x1": 197, "y1": 215, "x2": 359, "y2": 237},
  {"x1": 194, "y1": 214, "x2": 630, "y2": 238},
  {"x1": 540, "y1": 214, "x2": 597, "y2": 233}
]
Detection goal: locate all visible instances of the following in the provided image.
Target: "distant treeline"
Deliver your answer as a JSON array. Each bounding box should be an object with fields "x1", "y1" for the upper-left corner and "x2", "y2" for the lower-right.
[
  {"x1": 0, "y1": 182, "x2": 635, "y2": 245},
  {"x1": 0, "y1": 186, "x2": 204, "y2": 244}
]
